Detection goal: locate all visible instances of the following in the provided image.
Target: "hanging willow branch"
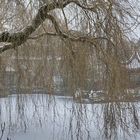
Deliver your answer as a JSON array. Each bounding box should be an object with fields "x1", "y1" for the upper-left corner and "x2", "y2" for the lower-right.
[{"x1": 0, "y1": 0, "x2": 100, "y2": 53}]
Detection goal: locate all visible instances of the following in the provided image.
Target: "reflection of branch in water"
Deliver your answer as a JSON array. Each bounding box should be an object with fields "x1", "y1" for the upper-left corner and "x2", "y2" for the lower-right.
[
  {"x1": 103, "y1": 102, "x2": 140, "y2": 140},
  {"x1": 0, "y1": 123, "x2": 5, "y2": 140},
  {"x1": 1, "y1": 94, "x2": 140, "y2": 140}
]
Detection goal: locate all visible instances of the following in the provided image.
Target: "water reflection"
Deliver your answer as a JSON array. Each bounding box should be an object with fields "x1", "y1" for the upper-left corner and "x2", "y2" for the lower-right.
[
  {"x1": 0, "y1": 94, "x2": 140, "y2": 140},
  {"x1": 103, "y1": 102, "x2": 140, "y2": 140}
]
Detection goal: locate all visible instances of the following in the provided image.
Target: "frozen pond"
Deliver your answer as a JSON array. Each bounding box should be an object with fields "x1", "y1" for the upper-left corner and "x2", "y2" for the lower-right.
[{"x1": 0, "y1": 94, "x2": 140, "y2": 140}]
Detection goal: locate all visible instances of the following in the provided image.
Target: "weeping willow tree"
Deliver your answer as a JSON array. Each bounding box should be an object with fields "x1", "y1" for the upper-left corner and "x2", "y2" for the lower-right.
[
  {"x1": 0, "y1": 0, "x2": 139, "y2": 98},
  {"x1": 0, "y1": 1, "x2": 140, "y2": 140}
]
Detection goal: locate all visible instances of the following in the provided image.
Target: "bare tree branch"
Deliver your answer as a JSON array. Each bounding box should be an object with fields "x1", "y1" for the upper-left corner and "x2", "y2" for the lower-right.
[
  {"x1": 0, "y1": 0, "x2": 101, "y2": 53},
  {"x1": 0, "y1": 0, "x2": 74, "y2": 52}
]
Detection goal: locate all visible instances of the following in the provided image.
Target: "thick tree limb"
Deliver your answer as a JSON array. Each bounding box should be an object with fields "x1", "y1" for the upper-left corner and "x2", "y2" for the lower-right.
[
  {"x1": 0, "y1": 0, "x2": 73, "y2": 53},
  {"x1": 0, "y1": 0, "x2": 99, "y2": 53}
]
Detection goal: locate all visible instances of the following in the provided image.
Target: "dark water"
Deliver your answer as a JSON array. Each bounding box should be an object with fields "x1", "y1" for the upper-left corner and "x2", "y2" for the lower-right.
[{"x1": 0, "y1": 94, "x2": 140, "y2": 140}]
